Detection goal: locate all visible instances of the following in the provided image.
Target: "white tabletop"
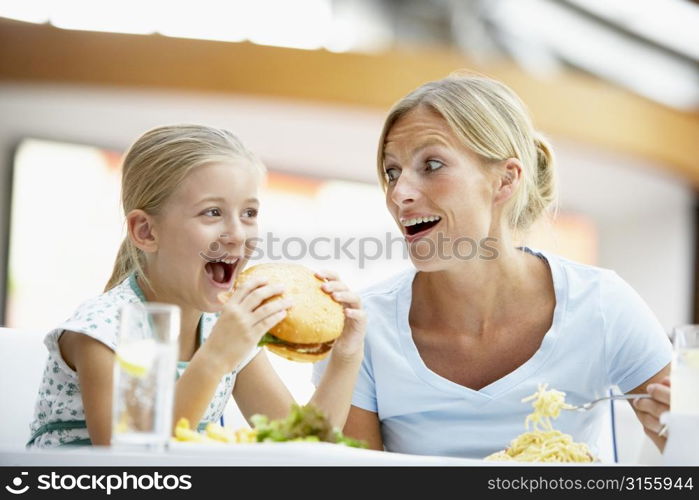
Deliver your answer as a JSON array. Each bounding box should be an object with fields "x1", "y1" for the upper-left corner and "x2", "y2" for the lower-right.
[{"x1": 0, "y1": 442, "x2": 488, "y2": 466}]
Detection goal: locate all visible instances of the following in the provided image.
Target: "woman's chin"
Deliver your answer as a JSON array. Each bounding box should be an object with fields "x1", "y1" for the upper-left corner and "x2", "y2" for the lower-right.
[
  {"x1": 409, "y1": 256, "x2": 448, "y2": 273},
  {"x1": 410, "y1": 252, "x2": 471, "y2": 273}
]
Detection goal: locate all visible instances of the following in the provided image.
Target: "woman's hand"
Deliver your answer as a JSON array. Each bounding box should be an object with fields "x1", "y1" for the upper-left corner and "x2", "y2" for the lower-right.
[
  {"x1": 316, "y1": 270, "x2": 367, "y2": 364},
  {"x1": 633, "y1": 376, "x2": 671, "y2": 450},
  {"x1": 201, "y1": 276, "x2": 292, "y2": 375}
]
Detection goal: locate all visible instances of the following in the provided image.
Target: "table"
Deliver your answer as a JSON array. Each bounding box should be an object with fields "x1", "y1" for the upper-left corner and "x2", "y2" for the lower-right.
[{"x1": 0, "y1": 442, "x2": 487, "y2": 466}]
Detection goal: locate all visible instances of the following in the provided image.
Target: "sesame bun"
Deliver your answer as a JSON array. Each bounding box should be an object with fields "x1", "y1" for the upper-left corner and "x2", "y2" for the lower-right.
[{"x1": 235, "y1": 263, "x2": 344, "y2": 362}]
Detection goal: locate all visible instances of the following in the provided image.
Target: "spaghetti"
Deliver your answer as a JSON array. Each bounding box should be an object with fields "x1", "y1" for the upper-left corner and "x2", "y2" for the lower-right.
[{"x1": 485, "y1": 384, "x2": 594, "y2": 462}]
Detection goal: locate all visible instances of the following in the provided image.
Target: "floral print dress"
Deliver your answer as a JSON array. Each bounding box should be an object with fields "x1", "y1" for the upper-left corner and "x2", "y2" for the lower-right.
[{"x1": 28, "y1": 274, "x2": 259, "y2": 447}]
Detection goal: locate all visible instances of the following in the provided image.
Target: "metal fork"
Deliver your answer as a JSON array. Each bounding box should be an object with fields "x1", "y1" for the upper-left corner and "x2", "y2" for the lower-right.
[{"x1": 565, "y1": 394, "x2": 651, "y2": 412}]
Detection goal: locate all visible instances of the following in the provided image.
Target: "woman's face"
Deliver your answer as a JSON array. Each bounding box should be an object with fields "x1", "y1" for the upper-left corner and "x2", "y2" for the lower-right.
[
  {"x1": 149, "y1": 162, "x2": 261, "y2": 312},
  {"x1": 383, "y1": 106, "x2": 497, "y2": 271}
]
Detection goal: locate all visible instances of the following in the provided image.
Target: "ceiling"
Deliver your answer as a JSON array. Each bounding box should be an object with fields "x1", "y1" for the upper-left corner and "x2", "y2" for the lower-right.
[
  {"x1": 376, "y1": 0, "x2": 699, "y2": 111},
  {"x1": 1, "y1": 0, "x2": 697, "y2": 111}
]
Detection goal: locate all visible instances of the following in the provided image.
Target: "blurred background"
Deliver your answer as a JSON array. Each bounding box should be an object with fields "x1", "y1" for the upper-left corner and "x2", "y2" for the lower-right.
[{"x1": 0, "y1": 0, "x2": 698, "y2": 448}]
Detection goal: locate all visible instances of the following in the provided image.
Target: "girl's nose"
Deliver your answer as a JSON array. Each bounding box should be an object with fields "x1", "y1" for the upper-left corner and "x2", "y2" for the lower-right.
[{"x1": 219, "y1": 220, "x2": 246, "y2": 247}]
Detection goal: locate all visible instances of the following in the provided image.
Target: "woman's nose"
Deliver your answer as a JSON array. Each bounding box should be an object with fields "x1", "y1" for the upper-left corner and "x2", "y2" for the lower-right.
[{"x1": 390, "y1": 171, "x2": 420, "y2": 206}]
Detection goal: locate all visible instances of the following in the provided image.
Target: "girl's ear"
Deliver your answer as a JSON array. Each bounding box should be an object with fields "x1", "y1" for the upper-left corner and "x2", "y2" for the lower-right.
[
  {"x1": 493, "y1": 158, "x2": 522, "y2": 206},
  {"x1": 126, "y1": 209, "x2": 158, "y2": 253}
]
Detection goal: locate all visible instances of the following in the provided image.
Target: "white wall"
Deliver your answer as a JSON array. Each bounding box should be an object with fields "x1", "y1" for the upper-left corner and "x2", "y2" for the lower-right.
[
  {"x1": 554, "y1": 142, "x2": 695, "y2": 332},
  {"x1": 0, "y1": 81, "x2": 693, "y2": 393}
]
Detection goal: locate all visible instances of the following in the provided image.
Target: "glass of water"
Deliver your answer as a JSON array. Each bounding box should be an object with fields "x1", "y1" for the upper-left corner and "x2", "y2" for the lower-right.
[
  {"x1": 111, "y1": 302, "x2": 180, "y2": 450},
  {"x1": 671, "y1": 325, "x2": 699, "y2": 415}
]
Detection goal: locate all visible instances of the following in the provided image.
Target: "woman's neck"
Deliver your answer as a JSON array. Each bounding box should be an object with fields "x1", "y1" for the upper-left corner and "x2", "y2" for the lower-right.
[
  {"x1": 136, "y1": 274, "x2": 201, "y2": 362},
  {"x1": 410, "y1": 244, "x2": 543, "y2": 336}
]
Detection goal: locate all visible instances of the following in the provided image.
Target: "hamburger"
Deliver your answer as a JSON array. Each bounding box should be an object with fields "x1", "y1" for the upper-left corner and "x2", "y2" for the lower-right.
[{"x1": 234, "y1": 263, "x2": 344, "y2": 362}]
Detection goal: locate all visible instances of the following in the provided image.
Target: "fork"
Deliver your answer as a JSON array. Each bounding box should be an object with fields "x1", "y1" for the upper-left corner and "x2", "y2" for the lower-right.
[{"x1": 564, "y1": 394, "x2": 651, "y2": 412}]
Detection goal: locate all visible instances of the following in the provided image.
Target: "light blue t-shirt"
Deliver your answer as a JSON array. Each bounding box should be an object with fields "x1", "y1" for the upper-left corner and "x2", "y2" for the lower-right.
[{"x1": 312, "y1": 249, "x2": 672, "y2": 459}]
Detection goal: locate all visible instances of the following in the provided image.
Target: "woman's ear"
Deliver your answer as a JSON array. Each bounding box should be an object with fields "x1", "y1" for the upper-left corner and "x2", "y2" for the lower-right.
[
  {"x1": 126, "y1": 209, "x2": 158, "y2": 253},
  {"x1": 493, "y1": 158, "x2": 522, "y2": 205}
]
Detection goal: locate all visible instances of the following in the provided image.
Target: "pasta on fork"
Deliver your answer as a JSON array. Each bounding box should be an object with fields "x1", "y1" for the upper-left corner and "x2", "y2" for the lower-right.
[{"x1": 486, "y1": 384, "x2": 594, "y2": 463}]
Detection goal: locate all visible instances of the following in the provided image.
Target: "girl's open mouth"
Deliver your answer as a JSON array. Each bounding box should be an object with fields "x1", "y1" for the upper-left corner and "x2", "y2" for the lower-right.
[{"x1": 204, "y1": 258, "x2": 239, "y2": 289}]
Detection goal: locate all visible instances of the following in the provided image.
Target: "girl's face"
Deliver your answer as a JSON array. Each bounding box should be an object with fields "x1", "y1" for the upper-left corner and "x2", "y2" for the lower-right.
[
  {"x1": 150, "y1": 162, "x2": 261, "y2": 312},
  {"x1": 382, "y1": 106, "x2": 497, "y2": 272}
]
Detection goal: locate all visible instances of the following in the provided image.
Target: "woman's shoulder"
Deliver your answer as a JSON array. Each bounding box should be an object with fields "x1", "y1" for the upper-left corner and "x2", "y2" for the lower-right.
[
  {"x1": 360, "y1": 267, "x2": 416, "y2": 303},
  {"x1": 535, "y1": 248, "x2": 648, "y2": 315},
  {"x1": 534, "y1": 248, "x2": 619, "y2": 290}
]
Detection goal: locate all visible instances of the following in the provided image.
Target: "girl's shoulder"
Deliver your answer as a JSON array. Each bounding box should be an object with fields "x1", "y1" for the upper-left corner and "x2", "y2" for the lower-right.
[{"x1": 46, "y1": 277, "x2": 141, "y2": 352}]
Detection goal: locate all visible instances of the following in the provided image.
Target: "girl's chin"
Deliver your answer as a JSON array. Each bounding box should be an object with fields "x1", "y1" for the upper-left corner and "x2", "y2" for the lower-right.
[{"x1": 201, "y1": 291, "x2": 227, "y2": 313}]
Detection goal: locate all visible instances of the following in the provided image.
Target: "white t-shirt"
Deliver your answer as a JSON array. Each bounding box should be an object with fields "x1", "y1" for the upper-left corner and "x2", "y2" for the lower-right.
[
  {"x1": 29, "y1": 274, "x2": 259, "y2": 448},
  {"x1": 312, "y1": 249, "x2": 672, "y2": 459}
]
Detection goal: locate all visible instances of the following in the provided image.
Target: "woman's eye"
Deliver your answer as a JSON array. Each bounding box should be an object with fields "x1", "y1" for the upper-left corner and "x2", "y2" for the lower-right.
[
  {"x1": 384, "y1": 167, "x2": 400, "y2": 183},
  {"x1": 426, "y1": 159, "x2": 444, "y2": 172},
  {"x1": 243, "y1": 208, "x2": 259, "y2": 218},
  {"x1": 204, "y1": 208, "x2": 222, "y2": 217}
]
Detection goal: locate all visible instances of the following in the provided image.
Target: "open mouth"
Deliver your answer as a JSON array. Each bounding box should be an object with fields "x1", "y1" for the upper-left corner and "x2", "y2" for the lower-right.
[
  {"x1": 403, "y1": 216, "x2": 442, "y2": 236},
  {"x1": 204, "y1": 259, "x2": 239, "y2": 287}
]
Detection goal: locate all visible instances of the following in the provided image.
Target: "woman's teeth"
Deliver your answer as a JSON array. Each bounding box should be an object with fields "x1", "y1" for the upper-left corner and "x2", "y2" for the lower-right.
[{"x1": 402, "y1": 215, "x2": 441, "y2": 227}]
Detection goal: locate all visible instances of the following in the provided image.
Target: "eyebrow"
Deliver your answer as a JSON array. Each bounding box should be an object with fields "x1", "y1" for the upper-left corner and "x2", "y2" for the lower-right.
[
  {"x1": 195, "y1": 196, "x2": 259, "y2": 205},
  {"x1": 383, "y1": 138, "x2": 449, "y2": 160}
]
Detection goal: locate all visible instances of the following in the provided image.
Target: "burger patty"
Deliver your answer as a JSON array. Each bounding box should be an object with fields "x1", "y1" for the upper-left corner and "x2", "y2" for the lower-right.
[{"x1": 277, "y1": 340, "x2": 336, "y2": 354}]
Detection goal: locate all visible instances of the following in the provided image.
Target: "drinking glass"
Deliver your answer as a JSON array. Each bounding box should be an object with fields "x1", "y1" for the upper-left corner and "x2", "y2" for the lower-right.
[
  {"x1": 670, "y1": 324, "x2": 699, "y2": 415},
  {"x1": 111, "y1": 302, "x2": 180, "y2": 450}
]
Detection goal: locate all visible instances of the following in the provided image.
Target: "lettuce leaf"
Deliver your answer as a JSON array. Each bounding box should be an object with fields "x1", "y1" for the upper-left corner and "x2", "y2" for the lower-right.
[
  {"x1": 250, "y1": 404, "x2": 367, "y2": 448},
  {"x1": 257, "y1": 333, "x2": 289, "y2": 347}
]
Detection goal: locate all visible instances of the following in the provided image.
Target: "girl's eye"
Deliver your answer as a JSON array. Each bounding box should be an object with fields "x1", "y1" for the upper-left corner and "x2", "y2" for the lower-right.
[
  {"x1": 384, "y1": 167, "x2": 400, "y2": 183},
  {"x1": 243, "y1": 208, "x2": 258, "y2": 218},
  {"x1": 203, "y1": 208, "x2": 222, "y2": 217},
  {"x1": 426, "y1": 159, "x2": 444, "y2": 172}
]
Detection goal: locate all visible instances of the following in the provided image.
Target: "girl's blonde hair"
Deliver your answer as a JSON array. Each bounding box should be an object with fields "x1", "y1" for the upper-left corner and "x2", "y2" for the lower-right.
[
  {"x1": 105, "y1": 124, "x2": 265, "y2": 292},
  {"x1": 377, "y1": 73, "x2": 556, "y2": 231}
]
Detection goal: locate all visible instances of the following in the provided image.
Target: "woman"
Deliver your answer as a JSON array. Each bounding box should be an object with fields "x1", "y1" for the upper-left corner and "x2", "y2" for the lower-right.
[{"x1": 313, "y1": 74, "x2": 671, "y2": 459}]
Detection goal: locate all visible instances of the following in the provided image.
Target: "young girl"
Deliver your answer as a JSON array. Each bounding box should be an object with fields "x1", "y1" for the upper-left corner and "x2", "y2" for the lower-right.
[{"x1": 28, "y1": 124, "x2": 366, "y2": 447}]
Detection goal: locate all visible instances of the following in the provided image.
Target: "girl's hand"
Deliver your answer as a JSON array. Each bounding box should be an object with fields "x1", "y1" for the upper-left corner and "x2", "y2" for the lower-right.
[
  {"x1": 316, "y1": 270, "x2": 366, "y2": 364},
  {"x1": 202, "y1": 276, "x2": 293, "y2": 375},
  {"x1": 633, "y1": 376, "x2": 671, "y2": 449}
]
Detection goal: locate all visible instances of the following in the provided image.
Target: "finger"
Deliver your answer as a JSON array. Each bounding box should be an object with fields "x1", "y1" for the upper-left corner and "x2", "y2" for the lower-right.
[
  {"x1": 331, "y1": 291, "x2": 361, "y2": 308},
  {"x1": 315, "y1": 269, "x2": 340, "y2": 281},
  {"x1": 239, "y1": 283, "x2": 285, "y2": 311},
  {"x1": 252, "y1": 298, "x2": 293, "y2": 323},
  {"x1": 636, "y1": 411, "x2": 663, "y2": 435},
  {"x1": 253, "y1": 310, "x2": 288, "y2": 337},
  {"x1": 217, "y1": 290, "x2": 234, "y2": 304},
  {"x1": 646, "y1": 383, "x2": 671, "y2": 406},
  {"x1": 321, "y1": 280, "x2": 349, "y2": 294},
  {"x1": 633, "y1": 397, "x2": 669, "y2": 418},
  {"x1": 344, "y1": 308, "x2": 366, "y2": 323},
  {"x1": 660, "y1": 376, "x2": 671, "y2": 386},
  {"x1": 220, "y1": 276, "x2": 269, "y2": 304}
]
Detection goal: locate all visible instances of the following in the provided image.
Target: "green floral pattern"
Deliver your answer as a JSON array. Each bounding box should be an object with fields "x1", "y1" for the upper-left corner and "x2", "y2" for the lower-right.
[{"x1": 29, "y1": 276, "x2": 259, "y2": 448}]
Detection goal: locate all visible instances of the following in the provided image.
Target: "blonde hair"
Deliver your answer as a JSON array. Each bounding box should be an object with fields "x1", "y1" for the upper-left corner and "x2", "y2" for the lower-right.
[
  {"x1": 105, "y1": 124, "x2": 265, "y2": 292},
  {"x1": 377, "y1": 73, "x2": 556, "y2": 231}
]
